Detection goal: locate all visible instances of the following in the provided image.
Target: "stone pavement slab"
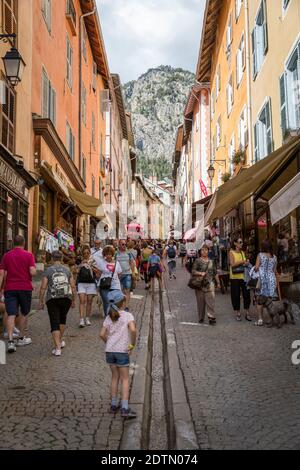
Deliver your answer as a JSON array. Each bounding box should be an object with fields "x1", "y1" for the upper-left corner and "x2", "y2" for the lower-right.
[{"x1": 0, "y1": 285, "x2": 148, "y2": 450}]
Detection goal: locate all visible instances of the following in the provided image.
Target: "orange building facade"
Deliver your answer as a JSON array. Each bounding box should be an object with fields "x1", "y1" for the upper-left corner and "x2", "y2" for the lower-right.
[{"x1": 30, "y1": 0, "x2": 111, "y2": 256}]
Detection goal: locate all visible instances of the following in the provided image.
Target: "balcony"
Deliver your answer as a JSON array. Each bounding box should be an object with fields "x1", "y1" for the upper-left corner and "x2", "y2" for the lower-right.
[{"x1": 66, "y1": 0, "x2": 77, "y2": 36}]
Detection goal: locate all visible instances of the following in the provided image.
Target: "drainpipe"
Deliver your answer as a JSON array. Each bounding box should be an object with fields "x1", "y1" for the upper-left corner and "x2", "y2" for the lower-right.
[
  {"x1": 79, "y1": 0, "x2": 96, "y2": 242},
  {"x1": 244, "y1": 0, "x2": 255, "y2": 229},
  {"x1": 244, "y1": 0, "x2": 253, "y2": 165}
]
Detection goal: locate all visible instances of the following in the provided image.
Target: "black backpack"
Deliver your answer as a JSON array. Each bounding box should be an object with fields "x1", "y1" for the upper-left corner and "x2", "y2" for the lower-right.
[
  {"x1": 78, "y1": 265, "x2": 94, "y2": 284},
  {"x1": 167, "y1": 246, "x2": 176, "y2": 259}
]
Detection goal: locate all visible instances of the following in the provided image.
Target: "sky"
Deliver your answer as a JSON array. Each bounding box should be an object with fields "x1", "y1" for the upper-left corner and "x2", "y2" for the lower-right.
[{"x1": 97, "y1": 0, "x2": 205, "y2": 83}]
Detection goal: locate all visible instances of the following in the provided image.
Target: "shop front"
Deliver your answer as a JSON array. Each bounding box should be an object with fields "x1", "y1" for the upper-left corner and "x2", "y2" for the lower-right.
[{"x1": 0, "y1": 154, "x2": 36, "y2": 258}]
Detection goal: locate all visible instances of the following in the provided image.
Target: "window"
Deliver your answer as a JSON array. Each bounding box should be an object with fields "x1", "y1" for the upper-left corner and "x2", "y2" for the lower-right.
[
  {"x1": 81, "y1": 83, "x2": 87, "y2": 125},
  {"x1": 226, "y1": 74, "x2": 234, "y2": 116},
  {"x1": 226, "y1": 13, "x2": 233, "y2": 52},
  {"x1": 92, "y1": 62, "x2": 97, "y2": 92},
  {"x1": 81, "y1": 154, "x2": 86, "y2": 183},
  {"x1": 92, "y1": 112, "x2": 96, "y2": 149},
  {"x1": 283, "y1": 0, "x2": 291, "y2": 12},
  {"x1": 66, "y1": 0, "x2": 76, "y2": 35},
  {"x1": 254, "y1": 99, "x2": 273, "y2": 161},
  {"x1": 280, "y1": 42, "x2": 300, "y2": 136},
  {"x1": 216, "y1": 65, "x2": 221, "y2": 99},
  {"x1": 238, "y1": 107, "x2": 248, "y2": 149},
  {"x1": 211, "y1": 90, "x2": 215, "y2": 120},
  {"x1": 66, "y1": 121, "x2": 75, "y2": 160},
  {"x1": 252, "y1": 0, "x2": 268, "y2": 79},
  {"x1": 41, "y1": 0, "x2": 51, "y2": 33},
  {"x1": 82, "y1": 23, "x2": 87, "y2": 62},
  {"x1": 1, "y1": 77, "x2": 15, "y2": 153},
  {"x1": 216, "y1": 116, "x2": 221, "y2": 148},
  {"x1": 66, "y1": 35, "x2": 73, "y2": 89},
  {"x1": 3, "y1": 0, "x2": 18, "y2": 37},
  {"x1": 229, "y1": 134, "x2": 235, "y2": 175},
  {"x1": 42, "y1": 68, "x2": 56, "y2": 125},
  {"x1": 235, "y1": 0, "x2": 243, "y2": 20},
  {"x1": 236, "y1": 33, "x2": 245, "y2": 86}
]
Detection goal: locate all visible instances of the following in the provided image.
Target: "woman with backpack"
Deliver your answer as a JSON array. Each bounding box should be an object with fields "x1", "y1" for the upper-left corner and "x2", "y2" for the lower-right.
[
  {"x1": 38, "y1": 251, "x2": 76, "y2": 356},
  {"x1": 77, "y1": 246, "x2": 97, "y2": 328},
  {"x1": 164, "y1": 241, "x2": 177, "y2": 280}
]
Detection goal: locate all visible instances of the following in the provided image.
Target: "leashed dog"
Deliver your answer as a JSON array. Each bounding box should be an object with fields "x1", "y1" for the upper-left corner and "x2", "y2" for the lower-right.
[{"x1": 257, "y1": 296, "x2": 295, "y2": 327}]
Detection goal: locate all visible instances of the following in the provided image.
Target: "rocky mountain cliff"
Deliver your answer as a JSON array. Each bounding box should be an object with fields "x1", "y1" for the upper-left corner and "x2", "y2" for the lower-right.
[{"x1": 123, "y1": 66, "x2": 195, "y2": 179}]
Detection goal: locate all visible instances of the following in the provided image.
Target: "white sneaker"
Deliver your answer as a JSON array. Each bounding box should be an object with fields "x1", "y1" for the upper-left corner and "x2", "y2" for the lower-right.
[
  {"x1": 85, "y1": 318, "x2": 91, "y2": 326},
  {"x1": 17, "y1": 337, "x2": 32, "y2": 347},
  {"x1": 61, "y1": 340, "x2": 66, "y2": 348},
  {"x1": 7, "y1": 341, "x2": 16, "y2": 353},
  {"x1": 79, "y1": 319, "x2": 85, "y2": 328},
  {"x1": 52, "y1": 348, "x2": 61, "y2": 357}
]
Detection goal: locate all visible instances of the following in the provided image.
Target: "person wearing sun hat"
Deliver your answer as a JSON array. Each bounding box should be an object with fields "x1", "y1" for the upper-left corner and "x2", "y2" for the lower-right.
[{"x1": 100, "y1": 290, "x2": 137, "y2": 419}]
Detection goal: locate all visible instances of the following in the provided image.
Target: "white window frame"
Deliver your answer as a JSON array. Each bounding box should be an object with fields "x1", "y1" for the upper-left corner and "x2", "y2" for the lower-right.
[
  {"x1": 216, "y1": 116, "x2": 221, "y2": 148},
  {"x1": 282, "y1": 0, "x2": 291, "y2": 16},
  {"x1": 235, "y1": 0, "x2": 243, "y2": 21},
  {"x1": 254, "y1": 98, "x2": 273, "y2": 161},
  {"x1": 236, "y1": 33, "x2": 245, "y2": 86},
  {"x1": 281, "y1": 39, "x2": 300, "y2": 134},
  {"x1": 227, "y1": 74, "x2": 234, "y2": 116},
  {"x1": 66, "y1": 34, "x2": 73, "y2": 90},
  {"x1": 252, "y1": 0, "x2": 268, "y2": 79},
  {"x1": 226, "y1": 13, "x2": 233, "y2": 51},
  {"x1": 41, "y1": 0, "x2": 51, "y2": 33},
  {"x1": 238, "y1": 106, "x2": 248, "y2": 149}
]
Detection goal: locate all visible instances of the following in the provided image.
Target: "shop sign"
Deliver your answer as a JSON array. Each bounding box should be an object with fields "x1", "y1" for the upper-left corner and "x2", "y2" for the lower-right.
[{"x1": 0, "y1": 157, "x2": 28, "y2": 200}]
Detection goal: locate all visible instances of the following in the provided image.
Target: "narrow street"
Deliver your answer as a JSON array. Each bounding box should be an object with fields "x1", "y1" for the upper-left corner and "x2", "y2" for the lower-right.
[{"x1": 1, "y1": 267, "x2": 300, "y2": 450}]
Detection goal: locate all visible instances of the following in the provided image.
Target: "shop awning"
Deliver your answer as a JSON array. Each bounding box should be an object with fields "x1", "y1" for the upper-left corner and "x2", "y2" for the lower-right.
[
  {"x1": 269, "y1": 172, "x2": 300, "y2": 225},
  {"x1": 68, "y1": 187, "x2": 105, "y2": 219},
  {"x1": 205, "y1": 135, "x2": 300, "y2": 224}
]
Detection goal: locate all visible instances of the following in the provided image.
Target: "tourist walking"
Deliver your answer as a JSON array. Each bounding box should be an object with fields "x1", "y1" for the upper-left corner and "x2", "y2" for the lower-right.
[
  {"x1": 77, "y1": 246, "x2": 97, "y2": 327},
  {"x1": 127, "y1": 241, "x2": 138, "y2": 291},
  {"x1": 254, "y1": 240, "x2": 278, "y2": 326},
  {"x1": 100, "y1": 290, "x2": 137, "y2": 418},
  {"x1": 185, "y1": 239, "x2": 198, "y2": 273},
  {"x1": 0, "y1": 262, "x2": 20, "y2": 340},
  {"x1": 140, "y1": 242, "x2": 153, "y2": 290},
  {"x1": 229, "y1": 237, "x2": 251, "y2": 322},
  {"x1": 38, "y1": 251, "x2": 76, "y2": 356},
  {"x1": 179, "y1": 239, "x2": 187, "y2": 266},
  {"x1": 191, "y1": 245, "x2": 220, "y2": 325},
  {"x1": 95, "y1": 245, "x2": 122, "y2": 317},
  {"x1": 1, "y1": 235, "x2": 36, "y2": 353},
  {"x1": 116, "y1": 240, "x2": 136, "y2": 309},
  {"x1": 91, "y1": 235, "x2": 103, "y2": 261},
  {"x1": 148, "y1": 249, "x2": 165, "y2": 291},
  {"x1": 164, "y1": 240, "x2": 177, "y2": 279}
]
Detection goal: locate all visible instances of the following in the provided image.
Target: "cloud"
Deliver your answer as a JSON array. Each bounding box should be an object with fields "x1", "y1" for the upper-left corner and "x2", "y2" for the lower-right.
[{"x1": 97, "y1": 0, "x2": 205, "y2": 83}]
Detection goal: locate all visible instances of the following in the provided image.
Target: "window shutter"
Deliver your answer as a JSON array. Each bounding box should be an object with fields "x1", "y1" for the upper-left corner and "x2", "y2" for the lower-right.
[
  {"x1": 263, "y1": 0, "x2": 268, "y2": 55},
  {"x1": 72, "y1": 134, "x2": 75, "y2": 160},
  {"x1": 244, "y1": 109, "x2": 248, "y2": 147},
  {"x1": 280, "y1": 73, "x2": 288, "y2": 138},
  {"x1": 242, "y1": 35, "x2": 246, "y2": 70},
  {"x1": 42, "y1": 69, "x2": 49, "y2": 118},
  {"x1": 254, "y1": 123, "x2": 259, "y2": 162},
  {"x1": 252, "y1": 29, "x2": 257, "y2": 79},
  {"x1": 50, "y1": 86, "x2": 56, "y2": 125},
  {"x1": 266, "y1": 99, "x2": 273, "y2": 154}
]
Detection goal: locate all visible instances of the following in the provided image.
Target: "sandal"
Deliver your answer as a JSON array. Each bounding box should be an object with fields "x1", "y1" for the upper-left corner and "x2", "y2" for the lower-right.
[
  {"x1": 236, "y1": 314, "x2": 242, "y2": 321},
  {"x1": 245, "y1": 314, "x2": 252, "y2": 322},
  {"x1": 208, "y1": 316, "x2": 216, "y2": 325},
  {"x1": 254, "y1": 319, "x2": 264, "y2": 326}
]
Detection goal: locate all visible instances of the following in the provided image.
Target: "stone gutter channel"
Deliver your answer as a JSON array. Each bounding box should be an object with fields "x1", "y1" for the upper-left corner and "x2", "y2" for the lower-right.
[{"x1": 121, "y1": 279, "x2": 198, "y2": 450}]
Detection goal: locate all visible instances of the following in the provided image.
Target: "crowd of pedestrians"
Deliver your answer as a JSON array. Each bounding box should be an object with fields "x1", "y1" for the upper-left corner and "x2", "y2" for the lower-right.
[{"x1": 0, "y1": 233, "x2": 285, "y2": 418}]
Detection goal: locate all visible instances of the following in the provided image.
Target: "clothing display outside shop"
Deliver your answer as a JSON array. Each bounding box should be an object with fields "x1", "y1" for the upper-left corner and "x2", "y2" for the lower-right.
[{"x1": 38, "y1": 227, "x2": 75, "y2": 254}]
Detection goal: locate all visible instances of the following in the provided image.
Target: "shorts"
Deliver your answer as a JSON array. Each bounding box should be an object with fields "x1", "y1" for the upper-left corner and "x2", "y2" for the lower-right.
[
  {"x1": 106, "y1": 352, "x2": 130, "y2": 367},
  {"x1": 149, "y1": 265, "x2": 161, "y2": 278},
  {"x1": 180, "y1": 253, "x2": 187, "y2": 258},
  {"x1": 4, "y1": 290, "x2": 32, "y2": 316},
  {"x1": 77, "y1": 283, "x2": 97, "y2": 295},
  {"x1": 120, "y1": 274, "x2": 132, "y2": 291}
]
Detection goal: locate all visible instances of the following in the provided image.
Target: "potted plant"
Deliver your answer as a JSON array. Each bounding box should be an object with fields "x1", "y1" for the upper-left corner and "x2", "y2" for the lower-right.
[
  {"x1": 231, "y1": 149, "x2": 246, "y2": 166},
  {"x1": 222, "y1": 172, "x2": 231, "y2": 183}
]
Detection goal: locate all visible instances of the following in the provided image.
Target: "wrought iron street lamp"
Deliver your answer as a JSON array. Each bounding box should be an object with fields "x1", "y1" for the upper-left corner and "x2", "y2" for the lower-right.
[{"x1": 0, "y1": 34, "x2": 25, "y2": 86}]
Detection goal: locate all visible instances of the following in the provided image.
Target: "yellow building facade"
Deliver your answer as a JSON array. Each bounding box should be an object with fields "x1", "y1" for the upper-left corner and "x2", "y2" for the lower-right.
[{"x1": 249, "y1": 0, "x2": 300, "y2": 158}]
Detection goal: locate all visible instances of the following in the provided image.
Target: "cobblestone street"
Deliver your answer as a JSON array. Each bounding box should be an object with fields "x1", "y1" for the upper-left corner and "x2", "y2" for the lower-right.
[
  {"x1": 0, "y1": 288, "x2": 147, "y2": 450},
  {"x1": 164, "y1": 266, "x2": 300, "y2": 450}
]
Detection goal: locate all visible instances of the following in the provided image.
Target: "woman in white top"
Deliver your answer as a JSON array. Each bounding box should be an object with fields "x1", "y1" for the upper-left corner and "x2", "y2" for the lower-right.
[{"x1": 77, "y1": 246, "x2": 97, "y2": 328}]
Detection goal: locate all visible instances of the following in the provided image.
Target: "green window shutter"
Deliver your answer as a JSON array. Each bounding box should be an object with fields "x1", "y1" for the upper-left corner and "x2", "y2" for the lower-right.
[{"x1": 280, "y1": 73, "x2": 288, "y2": 138}]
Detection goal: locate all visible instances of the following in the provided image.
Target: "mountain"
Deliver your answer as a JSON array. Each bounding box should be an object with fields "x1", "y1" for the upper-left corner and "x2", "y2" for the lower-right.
[{"x1": 123, "y1": 65, "x2": 195, "y2": 179}]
